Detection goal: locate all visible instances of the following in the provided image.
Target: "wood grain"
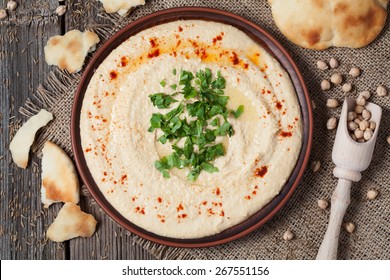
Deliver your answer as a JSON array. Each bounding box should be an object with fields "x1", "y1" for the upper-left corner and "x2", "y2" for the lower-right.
[{"x1": 0, "y1": 0, "x2": 64, "y2": 259}]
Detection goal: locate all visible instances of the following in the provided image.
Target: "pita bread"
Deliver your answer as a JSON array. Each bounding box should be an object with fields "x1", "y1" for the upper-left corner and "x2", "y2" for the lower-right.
[
  {"x1": 41, "y1": 141, "x2": 80, "y2": 208},
  {"x1": 98, "y1": 0, "x2": 145, "y2": 16},
  {"x1": 268, "y1": 0, "x2": 389, "y2": 50},
  {"x1": 9, "y1": 109, "x2": 53, "y2": 169},
  {"x1": 47, "y1": 202, "x2": 97, "y2": 242},
  {"x1": 44, "y1": 29, "x2": 100, "y2": 73}
]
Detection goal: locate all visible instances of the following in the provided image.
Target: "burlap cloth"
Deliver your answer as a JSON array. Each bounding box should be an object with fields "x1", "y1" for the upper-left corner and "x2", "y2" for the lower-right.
[{"x1": 21, "y1": 0, "x2": 390, "y2": 259}]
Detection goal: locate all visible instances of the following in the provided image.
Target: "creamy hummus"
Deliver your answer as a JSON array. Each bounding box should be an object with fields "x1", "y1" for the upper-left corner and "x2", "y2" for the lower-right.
[{"x1": 80, "y1": 20, "x2": 302, "y2": 238}]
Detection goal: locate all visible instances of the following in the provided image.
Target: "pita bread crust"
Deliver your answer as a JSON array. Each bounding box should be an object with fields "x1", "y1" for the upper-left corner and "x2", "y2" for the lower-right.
[
  {"x1": 269, "y1": 0, "x2": 389, "y2": 50},
  {"x1": 47, "y1": 202, "x2": 97, "y2": 242},
  {"x1": 9, "y1": 109, "x2": 53, "y2": 169},
  {"x1": 44, "y1": 30, "x2": 99, "y2": 73},
  {"x1": 41, "y1": 141, "x2": 80, "y2": 208},
  {"x1": 98, "y1": 0, "x2": 145, "y2": 16}
]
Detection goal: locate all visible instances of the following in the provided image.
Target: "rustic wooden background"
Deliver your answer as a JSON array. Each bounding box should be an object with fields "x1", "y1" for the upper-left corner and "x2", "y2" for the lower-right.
[{"x1": 0, "y1": 0, "x2": 154, "y2": 260}]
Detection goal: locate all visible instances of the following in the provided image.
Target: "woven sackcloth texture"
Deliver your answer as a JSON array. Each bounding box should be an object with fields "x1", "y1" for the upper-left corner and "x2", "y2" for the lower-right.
[{"x1": 19, "y1": 0, "x2": 390, "y2": 259}]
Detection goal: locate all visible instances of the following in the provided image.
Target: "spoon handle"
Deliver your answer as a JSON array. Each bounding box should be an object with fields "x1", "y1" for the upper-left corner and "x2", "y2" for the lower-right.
[{"x1": 316, "y1": 178, "x2": 351, "y2": 260}]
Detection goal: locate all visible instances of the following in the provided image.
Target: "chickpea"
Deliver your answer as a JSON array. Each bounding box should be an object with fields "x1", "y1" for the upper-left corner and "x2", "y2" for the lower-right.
[
  {"x1": 349, "y1": 67, "x2": 361, "y2": 77},
  {"x1": 356, "y1": 96, "x2": 366, "y2": 106},
  {"x1": 359, "y1": 91, "x2": 371, "y2": 100},
  {"x1": 326, "y1": 98, "x2": 340, "y2": 108},
  {"x1": 364, "y1": 129, "x2": 373, "y2": 141},
  {"x1": 316, "y1": 60, "x2": 328, "y2": 70},
  {"x1": 354, "y1": 105, "x2": 364, "y2": 114},
  {"x1": 369, "y1": 121, "x2": 376, "y2": 131},
  {"x1": 283, "y1": 229, "x2": 294, "y2": 241},
  {"x1": 362, "y1": 109, "x2": 371, "y2": 120},
  {"x1": 0, "y1": 9, "x2": 7, "y2": 19},
  {"x1": 326, "y1": 117, "x2": 337, "y2": 130},
  {"x1": 367, "y1": 190, "x2": 378, "y2": 200},
  {"x1": 56, "y1": 5, "x2": 67, "y2": 16},
  {"x1": 321, "y1": 80, "x2": 331, "y2": 91},
  {"x1": 311, "y1": 160, "x2": 321, "y2": 173},
  {"x1": 344, "y1": 222, "x2": 355, "y2": 233},
  {"x1": 329, "y1": 58, "x2": 339, "y2": 69},
  {"x1": 7, "y1": 1, "x2": 18, "y2": 11},
  {"x1": 359, "y1": 120, "x2": 369, "y2": 131},
  {"x1": 318, "y1": 199, "x2": 329, "y2": 209},
  {"x1": 330, "y1": 73, "x2": 343, "y2": 85},
  {"x1": 348, "y1": 121, "x2": 358, "y2": 131},
  {"x1": 342, "y1": 83, "x2": 352, "y2": 93},
  {"x1": 347, "y1": 111, "x2": 357, "y2": 121},
  {"x1": 376, "y1": 85, "x2": 388, "y2": 97},
  {"x1": 354, "y1": 129, "x2": 364, "y2": 139}
]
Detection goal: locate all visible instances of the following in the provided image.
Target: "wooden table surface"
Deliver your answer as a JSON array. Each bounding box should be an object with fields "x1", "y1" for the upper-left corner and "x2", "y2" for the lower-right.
[{"x1": 0, "y1": 0, "x2": 154, "y2": 260}]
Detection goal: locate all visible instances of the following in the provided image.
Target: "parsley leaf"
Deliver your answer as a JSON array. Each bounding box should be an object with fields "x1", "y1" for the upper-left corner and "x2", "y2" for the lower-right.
[
  {"x1": 214, "y1": 122, "x2": 233, "y2": 137},
  {"x1": 187, "y1": 166, "x2": 201, "y2": 182},
  {"x1": 211, "y1": 71, "x2": 226, "y2": 89},
  {"x1": 149, "y1": 93, "x2": 177, "y2": 109},
  {"x1": 155, "y1": 157, "x2": 171, "y2": 178},
  {"x1": 148, "y1": 113, "x2": 164, "y2": 132},
  {"x1": 232, "y1": 105, "x2": 245, "y2": 119},
  {"x1": 183, "y1": 137, "x2": 194, "y2": 159},
  {"x1": 201, "y1": 162, "x2": 219, "y2": 173},
  {"x1": 210, "y1": 117, "x2": 220, "y2": 126},
  {"x1": 204, "y1": 143, "x2": 224, "y2": 161}
]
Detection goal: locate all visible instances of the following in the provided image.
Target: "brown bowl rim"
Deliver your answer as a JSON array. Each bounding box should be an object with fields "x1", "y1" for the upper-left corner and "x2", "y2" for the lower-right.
[{"x1": 71, "y1": 7, "x2": 313, "y2": 248}]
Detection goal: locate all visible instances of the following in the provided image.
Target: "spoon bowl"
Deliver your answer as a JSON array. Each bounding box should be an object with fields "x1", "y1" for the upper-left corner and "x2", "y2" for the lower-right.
[{"x1": 332, "y1": 97, "x2": 382, "y2": 182}]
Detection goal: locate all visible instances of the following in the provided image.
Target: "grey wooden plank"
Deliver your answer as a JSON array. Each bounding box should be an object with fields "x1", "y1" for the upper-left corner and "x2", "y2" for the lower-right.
[
  {"x1": 0, "y1": 0, "x2": 64, "y2": 259},
  {"x1": 64, "y1": 0, "x2": 155, "y2": 260}
]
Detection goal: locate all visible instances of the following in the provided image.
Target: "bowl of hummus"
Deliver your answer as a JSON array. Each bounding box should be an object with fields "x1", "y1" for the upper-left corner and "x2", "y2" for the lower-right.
[{"x1": 71, "y1": 7, "x2": 313, "y2": 247}]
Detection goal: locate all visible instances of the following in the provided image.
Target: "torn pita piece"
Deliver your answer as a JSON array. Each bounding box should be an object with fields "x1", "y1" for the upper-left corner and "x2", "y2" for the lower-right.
[
  {"x1": 98, "y1": 0, "x2": 145, "y2": 16},
  {"x1": 44, "y1": 29, "x2": 100, "y2": 73},
  {"x1": 41, "y1": 141, "x2": 80, "y2": 208},
  {"x1": 9, "y1": 109, "x2": 53, "y2": 169},
  {"x1": 47, "y1": 202, "x2": 97, "y2": 242}
]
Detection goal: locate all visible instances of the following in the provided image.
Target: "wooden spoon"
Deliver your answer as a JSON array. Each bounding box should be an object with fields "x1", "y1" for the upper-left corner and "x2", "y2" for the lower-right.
[{"x1": 316, "y1": 97, "x2": 382, "y2": 260}]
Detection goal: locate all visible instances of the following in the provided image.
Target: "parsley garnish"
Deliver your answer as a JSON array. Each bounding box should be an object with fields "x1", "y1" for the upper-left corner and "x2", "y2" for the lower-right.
[
  {"x1": 232, "y1": 105, "x2": 245, "y2": 119},
  {"x1": 149, "y1": 93, "x2": 178, "y2": 109},
  {"x1": 148, "y1": 68, "x2": 244, "y2": 181}
]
